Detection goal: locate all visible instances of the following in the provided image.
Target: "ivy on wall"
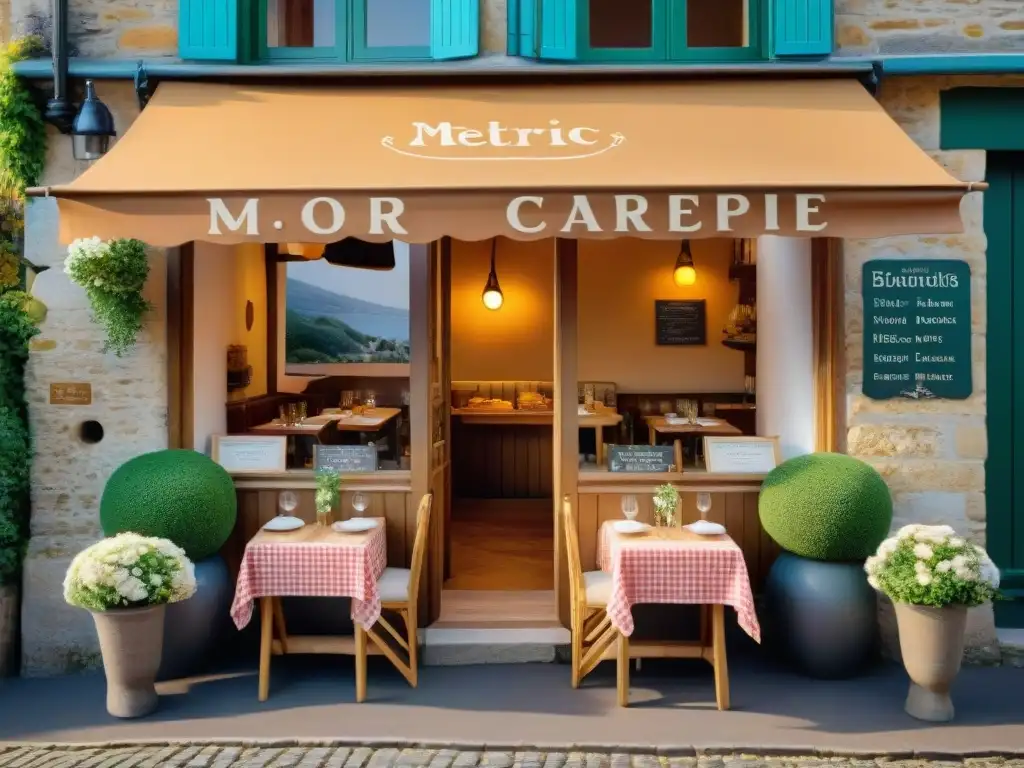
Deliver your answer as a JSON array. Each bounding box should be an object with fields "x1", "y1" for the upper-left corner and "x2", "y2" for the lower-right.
[{"x1": 0, "y1": 36, "x2": 47, "y2": 588}]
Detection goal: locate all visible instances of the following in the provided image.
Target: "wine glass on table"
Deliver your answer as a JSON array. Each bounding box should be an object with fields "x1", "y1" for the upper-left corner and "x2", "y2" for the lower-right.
[
  {"x1": 696, "y1": 492, "x2": 712, "y2": 522},
  {"x1": 278, "y1": 491, "x2": 298, "y2": 519},
  {"x1": 621, "y1": 494, "x2": 638, "y2": 522},
  {"x1": 352, "y1": 492, "x2": 368, "y2": 518}
]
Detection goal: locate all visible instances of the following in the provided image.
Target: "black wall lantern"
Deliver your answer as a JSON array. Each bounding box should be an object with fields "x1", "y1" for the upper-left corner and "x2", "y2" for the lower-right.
[{"x1": 43, "y1": 0, "x2": 117, "y2": 160}]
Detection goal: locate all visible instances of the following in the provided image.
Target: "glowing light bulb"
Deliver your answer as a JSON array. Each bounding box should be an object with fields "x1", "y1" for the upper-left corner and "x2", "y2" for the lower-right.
[
  {"x1": 673, "y1": 265, "x2": 697, "y2": 287},
  {"x1": 482, "y1": 288, "x2": 504, "y2": 310}
]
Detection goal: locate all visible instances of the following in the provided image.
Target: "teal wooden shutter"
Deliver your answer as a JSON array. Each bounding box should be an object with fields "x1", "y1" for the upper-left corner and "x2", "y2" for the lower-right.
[
  {"x1": 520, "y1": 0, "x2": 539, "y2": 58},
  {"x1": 431, "y1": 0, "x2": 480, "y2": 60},
  {"x1": 539, "y1": 0, "x2": 576, "y2": 60},
  {"x1": 179, "y1": 0, "x2": 240, "y2": 61},
  {"x1": 771, "y1": 0, "x2": 833, "y2": 57}
]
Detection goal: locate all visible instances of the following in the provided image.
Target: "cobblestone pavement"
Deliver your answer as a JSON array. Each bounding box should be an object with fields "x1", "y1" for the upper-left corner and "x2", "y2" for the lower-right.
[{"x1": 0, "y1": 746, "x2": 1022, "y2": 768}]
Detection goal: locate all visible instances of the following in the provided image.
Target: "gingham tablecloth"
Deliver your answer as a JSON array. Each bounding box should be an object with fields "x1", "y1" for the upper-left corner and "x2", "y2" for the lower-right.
[
  {"x1": 598, "y1": 521, "x2": 760, "y2": 641},
  {"x1": 230, "y1": 519, "x2": 387, "y2": 631}
]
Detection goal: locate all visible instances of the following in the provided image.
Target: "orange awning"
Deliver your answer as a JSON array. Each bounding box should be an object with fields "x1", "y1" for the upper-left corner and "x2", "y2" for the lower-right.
[{"x1": 30, "y1": 78, "x2": 975, "y2": 245}]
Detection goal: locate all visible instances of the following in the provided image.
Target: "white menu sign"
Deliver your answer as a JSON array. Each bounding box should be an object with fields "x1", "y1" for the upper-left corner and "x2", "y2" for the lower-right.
[
  {"x1": 212, "y1": 435, "x2": 287, "y2": 473},
  {"x1": 703, "y1": 437, "x2": 780, "y2": 474}
]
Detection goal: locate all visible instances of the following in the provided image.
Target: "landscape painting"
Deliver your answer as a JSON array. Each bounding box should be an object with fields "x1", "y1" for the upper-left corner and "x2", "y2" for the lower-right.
[{"x1": 284, "y1": 243, "x2": 410, "y2": 373}]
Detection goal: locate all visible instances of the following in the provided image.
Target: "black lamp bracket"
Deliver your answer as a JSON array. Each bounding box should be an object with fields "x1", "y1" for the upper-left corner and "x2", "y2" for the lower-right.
[{"x1": 134, "y1": 61, "x2": 152, "y2": 110}]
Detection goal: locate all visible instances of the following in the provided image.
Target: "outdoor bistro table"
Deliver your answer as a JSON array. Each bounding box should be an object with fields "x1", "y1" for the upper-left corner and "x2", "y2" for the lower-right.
[
  {"x1": 230, "y1": 519, "x2": 387, "y2": 701},
  {"x1": 598, "y1": 520, "x2": 761, "y2": 709}
]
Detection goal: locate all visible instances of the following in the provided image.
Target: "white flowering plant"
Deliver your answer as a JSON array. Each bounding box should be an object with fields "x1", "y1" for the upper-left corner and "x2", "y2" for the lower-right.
[
  {"x1": 64, "y1": 237, "x2": 152, "y2": 357},
  {"x1": 865, "y1": 524, "x2": 1000, "y2": 608},
  {"x1": 63, "y1": 532, "x2": 197, "y2": 612}
]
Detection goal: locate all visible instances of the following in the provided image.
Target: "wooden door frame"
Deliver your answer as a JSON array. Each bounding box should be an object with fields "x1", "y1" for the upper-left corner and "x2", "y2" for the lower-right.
[
  {"x1": 812, "y1": 237, "x2": 844, "y2": 453},
  {"x1": 166, "y1": 243, "x2": 195, "y2": 450}
]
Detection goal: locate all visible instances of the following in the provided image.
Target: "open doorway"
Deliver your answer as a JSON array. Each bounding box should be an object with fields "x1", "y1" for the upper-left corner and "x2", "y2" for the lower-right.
[{"x1": 438, "y1": 238, "x2": 558, "y2": 627}]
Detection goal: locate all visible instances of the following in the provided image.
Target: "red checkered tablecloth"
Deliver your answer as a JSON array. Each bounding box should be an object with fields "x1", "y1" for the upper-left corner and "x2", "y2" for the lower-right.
[
  {"x1": 230, "y1": 519, "x2": 387, "y2": 631},
  {"x1": 598, "y1": 521, "x2": 760, "y2": 641}
]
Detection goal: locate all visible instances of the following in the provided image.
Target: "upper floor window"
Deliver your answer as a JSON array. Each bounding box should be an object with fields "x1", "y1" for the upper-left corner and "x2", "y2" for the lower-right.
[
  {"x1": 514, "y1": 0, "x2": 833, "y2": 63},
  {"x1": 582, "y1": 0, "x2": 757, "y2": 61},
  {"x1": 178, "y1": 0, "x2": 479, "y2": 64}
]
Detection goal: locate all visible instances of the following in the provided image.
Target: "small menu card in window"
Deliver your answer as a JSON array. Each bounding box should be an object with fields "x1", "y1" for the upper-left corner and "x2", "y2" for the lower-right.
[
  {"x1": 212, "y1": 435, "x2": 287, "y2": 473},
  {"x1": 703, "y1": 436, "x2": 780, "y2": 474}
]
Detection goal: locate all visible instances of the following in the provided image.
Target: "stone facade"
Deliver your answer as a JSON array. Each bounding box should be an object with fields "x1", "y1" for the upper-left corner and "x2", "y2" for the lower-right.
[
  {"x1": 21, "y1": 84, "x2": 168, "y2": 676},
  {"x1": 836, "y1": 0, "x2": 1024, "y2": 55}
]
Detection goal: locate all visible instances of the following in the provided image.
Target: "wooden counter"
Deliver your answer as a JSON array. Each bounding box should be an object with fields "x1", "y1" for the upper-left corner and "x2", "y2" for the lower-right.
[
  {"x1": 452, "y1": 408, "x2": 553, "y2": 425},
  {"x1": 574, "y1": 469, "x2": 777, "y2": 591}
]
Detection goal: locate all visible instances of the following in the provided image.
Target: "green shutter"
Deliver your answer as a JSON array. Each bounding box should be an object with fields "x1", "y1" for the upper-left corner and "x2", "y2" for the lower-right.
[
  {"x1": 539, "y1": 0, "x2": 576, "y2": 60},
  {"x1": 179, "y1": 0, "x2": 241, "y2": 61},
  {"x1": 431, "y1": 0, "x2": 480, "y2": 60},
  {"x1": 771, "y1": 0, "x2": 833, "y2": 57}
]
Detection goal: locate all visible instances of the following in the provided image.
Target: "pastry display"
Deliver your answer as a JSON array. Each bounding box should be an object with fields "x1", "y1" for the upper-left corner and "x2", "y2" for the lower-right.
[
  {"x1": 466, "y1": 397, "x2": 514, "y2": 410},
  {"x1": 517, "y1": 391, "x2": 552, "y2": 411}
]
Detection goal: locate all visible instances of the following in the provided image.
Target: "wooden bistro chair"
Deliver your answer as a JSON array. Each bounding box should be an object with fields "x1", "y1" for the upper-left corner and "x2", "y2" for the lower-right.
[
  {"x1": 562, "y1": 496, "x2": 631, "y2": 707},
  {"x1": 354, "y1": 492, "x2": 432, "y2": 702}
]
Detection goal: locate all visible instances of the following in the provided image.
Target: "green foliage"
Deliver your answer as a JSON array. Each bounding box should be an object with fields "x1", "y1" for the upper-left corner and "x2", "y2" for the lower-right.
[
  {"x1": 315, "y1": 469, "x2": 340, "y2": 516},
  {"x1": 653, "y1": 483, "x2": 679, "y2": 526},
  {"x1": 285, "y1": 310, "x2": 411, "y2": 364},
  {"x1": 758, "y1": 452, "x2": 894, "y2": 562},
  {"x1": 65, "y1": 238, "x2": 153, "y2": 357},
  {"x1": 0, "y1": 37, "x2": 46, "y2": 199},
  {"x1": 0, "y1": 405, "x2": 30, "y2": 586},
  {"x1": 866, "y1": 525, "x2": 999, "y2": 608},
  {"x1": 100, "y1": 450, "x2": 238, "y2": 561}
]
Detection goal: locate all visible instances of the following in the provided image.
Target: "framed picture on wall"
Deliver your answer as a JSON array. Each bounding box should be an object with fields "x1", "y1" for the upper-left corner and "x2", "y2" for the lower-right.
[{"x1": 211, "y1": 435, "x2": 287, "y2": 473}]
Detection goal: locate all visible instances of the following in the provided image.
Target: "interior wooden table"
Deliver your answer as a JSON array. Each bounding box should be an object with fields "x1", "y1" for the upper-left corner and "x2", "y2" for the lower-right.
[
  {"x1": 645, "y1": 416, "x2": 743, "y2": 445},
  {"x1": 579, "y1": 410, "x2": 623, "y2": 466},
  {"x1": 319, "y1": 407, "x2": 402, "y2": 432}
]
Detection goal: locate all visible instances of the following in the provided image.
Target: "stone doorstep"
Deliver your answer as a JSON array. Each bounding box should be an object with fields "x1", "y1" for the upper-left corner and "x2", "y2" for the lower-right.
[
  {"x1": 997, "y1": 628, "x2": 1024, "y2": 668},
  {"x1": 421, "y1": 627, "x2": 570, "y2": 666}
]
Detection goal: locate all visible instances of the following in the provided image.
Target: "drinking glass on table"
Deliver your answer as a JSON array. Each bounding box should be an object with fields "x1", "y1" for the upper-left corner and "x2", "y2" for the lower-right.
[
  {"x1": 352, "y1": 492, "x2": 368, "y2": 516},
  {"x1": 621, "y1": 494, "x2": 639, "y2": 521},
  {"x1": 696, "y1": 492, "x2": 712, "y2": 521},
  {"x1": 278, "y1": 491, "x2": 298, "y2": 518}
]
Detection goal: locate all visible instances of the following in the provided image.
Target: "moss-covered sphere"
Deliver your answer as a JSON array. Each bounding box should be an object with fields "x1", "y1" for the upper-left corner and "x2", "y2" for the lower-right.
[
  {"x1": 100, "y1": 449, "x2": 237, "y2": 561},
  {"x1": 758, "y1": 452, "x2": 893, "y2": 562}
]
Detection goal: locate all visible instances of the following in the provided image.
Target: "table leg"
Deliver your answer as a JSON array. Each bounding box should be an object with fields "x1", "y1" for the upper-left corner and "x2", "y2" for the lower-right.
[
  {"x1": 595, "y1": 427, "x2": 604, "y2": 467},
  {"x1": 648, "y1": 424, "x2": 656, "y2": 445},
  {"x1": 355, "y1": 624, "x2": 368, "y2": 703},
  {"x1": 258, "y1": 597, "x2": 273, "y2": 702},
  {"x1": 711, "y1": 604, "x2": 730, "y2": 711},
  {"x1": 272, "y1": 597, "x2": 289, "y2": 655},
  {"x1": 616, "y1": 633, "x2": 630, "y2": 708}
]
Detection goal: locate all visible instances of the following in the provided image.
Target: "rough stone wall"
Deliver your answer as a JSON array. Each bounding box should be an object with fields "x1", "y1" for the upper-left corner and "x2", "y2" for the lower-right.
[
  {"x1": 836, "y1": 0, "x2": 1024, "y2": 55},
  {"x1": 849, "y1": 75, "x2": 1024, "y2": 662},
  {"x1": 21, "y1": 83, "x2": 168, "y2": 676}
]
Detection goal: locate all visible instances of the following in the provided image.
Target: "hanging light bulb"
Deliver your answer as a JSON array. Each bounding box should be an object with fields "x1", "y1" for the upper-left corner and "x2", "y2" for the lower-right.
[
  {"x1": 673, "y1": 239, "x2": 697, "y2": 287},
  {"x1": 482, "y1": 237, "x2": 504, "y2": 310}
]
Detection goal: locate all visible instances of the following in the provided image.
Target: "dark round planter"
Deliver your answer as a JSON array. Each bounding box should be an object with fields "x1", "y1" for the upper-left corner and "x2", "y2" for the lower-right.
[
  {"x1": 157, "y1": 555, "x2": 232, "y2": 681},
  {"x1": 763, "y1": 550, "x2": 879, "y2": 679}
]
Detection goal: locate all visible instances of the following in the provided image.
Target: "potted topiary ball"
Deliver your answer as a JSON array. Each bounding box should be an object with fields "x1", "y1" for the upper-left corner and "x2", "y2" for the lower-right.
[
  {"x1": 100, "y1": 449, "x2": 237, "y2": 680},
  {"x1": 758, "y1": 452, "x2": 893, "y2": 679}
]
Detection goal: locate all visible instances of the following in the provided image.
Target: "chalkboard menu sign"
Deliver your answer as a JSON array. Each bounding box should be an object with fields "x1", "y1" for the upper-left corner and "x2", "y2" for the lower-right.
[
  {"x1": 862, "y1": 259, "x2": 972, "y2": 400},
  {"x1": 314, "y1": 445, "x2": 378, "y2": 473},
  {"x1": 655, "y1": 300, "x2": 706, "y2": 346},
  {"x1": 608, "y1": 445, "x2": 676, "y2": 473}
]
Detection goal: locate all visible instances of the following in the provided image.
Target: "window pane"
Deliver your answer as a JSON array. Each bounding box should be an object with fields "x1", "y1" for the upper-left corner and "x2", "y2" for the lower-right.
[
  {"x1": 589, "y1": 0, "x2": 652, "y2": 49},
  {"x1": 267, "y1": 0, "x2": 335, "y2": 49},
  {"x1": 687, "y1": 0, "x2": 747, "y2": 48},
  {"x1": 366, "y1": 0, "x2": 431, "y2": 48}
]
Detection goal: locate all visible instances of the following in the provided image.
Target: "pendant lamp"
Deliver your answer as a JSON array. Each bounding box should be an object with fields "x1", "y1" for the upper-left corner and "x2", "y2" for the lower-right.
[
  {"x1": 673, "y1": 239, "x2": 697, "y2": 287},
  {"x1": 322, "y1": 238, "x2": 396, "y2": 270},
  {"x1": 482, "y1": 238, "x2": 504, "y2": 310},
  {"x1": 281, "y1": 243, "x2": 326, "y2": 260}
]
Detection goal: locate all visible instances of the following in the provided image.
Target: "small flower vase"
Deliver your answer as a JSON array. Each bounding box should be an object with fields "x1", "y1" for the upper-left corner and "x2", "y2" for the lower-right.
[
  {"x1": 315, "y1": 506, "x2": 332, "y2": 527},
  {"x1": 653, "y1": 502, "x2": 675, "y2": 527}
]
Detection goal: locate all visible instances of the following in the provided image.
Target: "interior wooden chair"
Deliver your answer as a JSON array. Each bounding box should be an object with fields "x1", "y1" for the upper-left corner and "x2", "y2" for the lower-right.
[
  {"x1": 561, "y1": 496, "x2": 630, "y2": 706},
  {"x1": 354, "y1": 492, "x2": 432, "y2": 703}
]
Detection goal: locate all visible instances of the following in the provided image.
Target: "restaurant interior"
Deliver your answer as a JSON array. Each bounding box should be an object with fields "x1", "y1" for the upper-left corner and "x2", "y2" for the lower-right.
[{"x1": 211, "y1": 233, "x2": 808, "y2": 630}]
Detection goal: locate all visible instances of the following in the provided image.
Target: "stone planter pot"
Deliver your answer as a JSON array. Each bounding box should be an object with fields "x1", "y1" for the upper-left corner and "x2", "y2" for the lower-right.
[
  {"x1": 90, "y1": 604, "x2": 166, "y2": 718},
  {"x1": 763, "y1": 551, "x2": 878, "y2": 678},
  {"x1": 0, "y1": 584, "x2": 17, "y2": 677},
  {"x1": 894, "y1": 602, "x2": 967, "y2": 722}
]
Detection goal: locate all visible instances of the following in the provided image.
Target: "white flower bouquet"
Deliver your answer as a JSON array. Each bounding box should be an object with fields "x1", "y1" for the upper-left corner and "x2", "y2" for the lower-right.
[
  {"x1": 63, "y1": 532, "x2": 197, "y2": 612},
  {"x1": 865, "y1": 524, "x2": 999, "y2": 608}
]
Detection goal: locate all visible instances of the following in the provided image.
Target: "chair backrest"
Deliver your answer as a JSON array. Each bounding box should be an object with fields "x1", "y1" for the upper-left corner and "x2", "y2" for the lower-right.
[
  {"x1": 561, "y1": 495, "x2": 585, "y2": 609},
  {"x1": 407, "y1": 493, "x2": 433, "y2": 604}
]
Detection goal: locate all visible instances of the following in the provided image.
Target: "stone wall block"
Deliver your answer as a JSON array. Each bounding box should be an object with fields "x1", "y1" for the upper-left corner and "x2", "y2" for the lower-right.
[{"x1": 847, "y1": 424, "x2": 943, "y2": 458}]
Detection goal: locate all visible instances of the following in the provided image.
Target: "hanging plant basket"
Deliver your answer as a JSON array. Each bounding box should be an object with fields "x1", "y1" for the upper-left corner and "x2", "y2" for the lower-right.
[{"x1": 65, "y1": 238, "x2": 153, "y2": 357}]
